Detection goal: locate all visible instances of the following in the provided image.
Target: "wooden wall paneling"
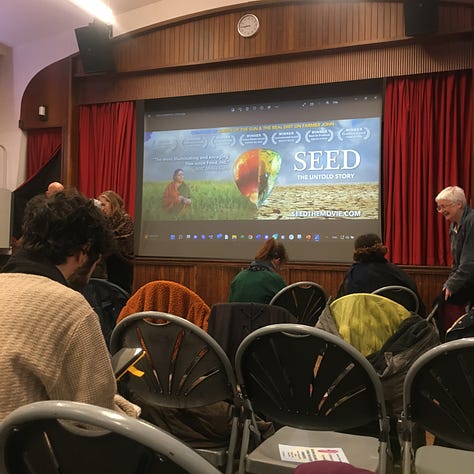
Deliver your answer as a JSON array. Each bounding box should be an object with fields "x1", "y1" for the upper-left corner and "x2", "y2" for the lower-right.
[
  {"x1": 199, "y1": 16, "x2": 210, "y2": 62},
  {"x1": 132, "y1": 259, "x2": 197, "y2": 291},
  {"x1": 440, "y1": 2, "x2": 474, "y2": 31},
  {"x1": 73, "y1": 37, "x2": 473, "y2": 106},
  {"x1": 132, "y1": 260, "x2": 243, "y2": 306},
  {"x1": 203, "y1": 15, "x2": 212, "y2": 59},
  {"x1": 370, "y1": 1, "x2": 378, "y2": 40},
  {"x1": 286, "y1": 265, "x2": 350, "y2": 299},
  {"x1": 162, "y1": 24, "x2": 170, "y2": 66},
  {"x1": 408, "y1": 266, "x2": 450, "y2": 311},
  {"x1": 133, "y1": 260, "x2": 449, "y2": 313},
  {"x1": 211, "y1": 15, "x2": 219, "y2": 59},
  {"x1": 255, "y1": 10, "x2": 268, "y2": 56},
  {"x1": 110, "y1": 1, "x2": 421, "y2": 74},
  {"x1": 339, "y1": 2, "x2": 350, "y2": 44},
  {"x1": 190, "y1": 22, "x2": 199, "y2": 62},
  {"x1": 174, "y1": 22, "x2": 182, "y2": 62},
  {"x1": 308, "y1": 267, "x2": 349, "y2": 297},
  {"x1": 194, "y1": 263, "x2": 244, "y2": 304}
]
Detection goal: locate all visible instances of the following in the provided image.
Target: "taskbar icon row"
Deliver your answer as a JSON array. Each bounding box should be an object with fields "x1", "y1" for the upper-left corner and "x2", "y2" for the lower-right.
[{"x1": 144, "y1": 233, "x2": 356, "y2": 242}]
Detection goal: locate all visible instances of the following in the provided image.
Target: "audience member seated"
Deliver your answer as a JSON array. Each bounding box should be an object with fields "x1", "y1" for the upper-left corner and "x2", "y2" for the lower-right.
[
  {"x1": 0, "y1": 190, "x2": 139, "y2": 420},
  {"x1": 337, "y1": 233, "x2": 425, "y2": 316},
  {"x1": 228, "y1": 237, "x2": 288, "y2": 304}
]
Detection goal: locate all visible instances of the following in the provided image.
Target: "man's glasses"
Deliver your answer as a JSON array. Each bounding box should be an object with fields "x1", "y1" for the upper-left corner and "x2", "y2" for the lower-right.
[{"x1": 436, "y1": 202, "x2": 456, "y2": 212}]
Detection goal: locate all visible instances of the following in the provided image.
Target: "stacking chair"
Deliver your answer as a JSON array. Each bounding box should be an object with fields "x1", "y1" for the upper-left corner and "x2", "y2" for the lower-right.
[
  {"x1": 0, "y1": 400, "x2": 221, "y2": 474},
  {"x1": 269, "y1": 281, "x2": 327, "y2": 326},
  {"x1": 110, "y1": 311, "x2": 240, "y2": 474},
  {"x1": 372, "y1": 285, "x2": 419, "y2": 315},
  {"x1": 401, "y1": 338, "x2": 474, "y2": 474},
  {"x1": 208, "y1": 302, "x2": 297, "y2": 363},
  {"x1": 116, "y1": 280, "x2": 210, "y2": 331},
  {"x1": 81, "y1": 278, "x2": 130, "y2": 348},
  {"x1": 235, "y1": 323, "x2": 390, "y2": 474}
]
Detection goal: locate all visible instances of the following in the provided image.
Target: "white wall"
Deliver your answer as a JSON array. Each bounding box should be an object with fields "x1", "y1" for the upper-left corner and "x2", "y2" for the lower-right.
[{"x1": 0, "y1": 0, "x2": 257, "y2": 190}]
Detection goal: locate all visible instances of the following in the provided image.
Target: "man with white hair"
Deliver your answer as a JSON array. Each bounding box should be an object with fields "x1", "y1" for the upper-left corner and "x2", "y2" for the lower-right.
[{"x1": 435, "y1": 186, "x2": 474, "y2": 330}]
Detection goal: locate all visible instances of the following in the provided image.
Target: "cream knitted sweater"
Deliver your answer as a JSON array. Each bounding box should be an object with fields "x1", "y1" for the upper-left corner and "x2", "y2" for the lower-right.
[{"x1": 0, "y1": 273, "x2": 120, "y2": 420}]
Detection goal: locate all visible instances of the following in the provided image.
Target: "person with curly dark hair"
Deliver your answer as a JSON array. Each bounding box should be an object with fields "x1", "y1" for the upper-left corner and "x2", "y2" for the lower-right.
[
  {"x1": 0, "y1": 190, "x2": 139, "y2": 421},
  {"x1": 337, "y1": 233, "x2": 424, "y2": 315}
]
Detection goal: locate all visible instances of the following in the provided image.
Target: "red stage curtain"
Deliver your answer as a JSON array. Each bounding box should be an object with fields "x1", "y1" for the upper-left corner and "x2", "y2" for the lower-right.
[
  {"x1": 383, "y1": 70, "x2": 472, "y2": 266},
  {"x1": 26, "y1": 128, "x2": 62, "y2": 179},
  {"x1": 78, "y1": 101, "x2": 136, "y2": 216}
]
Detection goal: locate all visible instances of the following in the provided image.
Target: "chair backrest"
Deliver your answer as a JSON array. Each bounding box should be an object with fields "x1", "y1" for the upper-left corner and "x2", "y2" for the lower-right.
[
  {"x1": 372, "y1": 285, "x2": 419, "y2": 314},
  {"x1": 81, "y1": 278, "x2": 130, "y2": 347},
  {"x1": 0, "y1": 400, "x2": 221, "y2": 474},
  {"x1": 402, "y1": 337, "x2": 474, "y2": 450},
  {"x1": 208, "y1": 302, "x2": 297, "y2": 363},
  {"x1": 116, "y1": 280, "x2": 210, "y2": 331},
  {"x1": 269, "y1": 281, "x2": 327, "y2": 326},
  {"x1": 110, "y1": 311, "x2": 239, "y2": 409},
  {"x1": 88, "y1": 277, "x2": 130, "y2": 300},
  {"x1": 235, "y1": 323, "x2": 388, "y2": 433},
  {"x1": 110, "y1": 311, "x2": 240, "y2": 474}
]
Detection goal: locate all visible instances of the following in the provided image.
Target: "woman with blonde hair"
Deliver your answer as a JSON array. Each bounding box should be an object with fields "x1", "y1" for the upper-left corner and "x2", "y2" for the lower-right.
[
  {"x1": 228, "y1": 237, "x2": 288, "y2": 304},
  {"x1": 97, "y1": 190, "x2": 134, "y2": 292}
]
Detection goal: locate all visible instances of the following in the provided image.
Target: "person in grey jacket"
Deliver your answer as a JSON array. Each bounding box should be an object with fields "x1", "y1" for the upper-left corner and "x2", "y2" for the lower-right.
[{"x1": 435, "y1": 185, "x2": 474, "y2": 304}]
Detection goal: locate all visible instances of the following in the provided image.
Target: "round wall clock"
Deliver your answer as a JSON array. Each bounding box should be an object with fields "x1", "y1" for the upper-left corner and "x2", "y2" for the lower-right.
[{"x1": 237, "y1": 13, "x2": 260, "y2": 38}]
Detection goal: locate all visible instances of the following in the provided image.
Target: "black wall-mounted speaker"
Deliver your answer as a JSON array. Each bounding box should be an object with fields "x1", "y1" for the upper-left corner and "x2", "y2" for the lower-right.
[
  {"x1": 403, "y1": 0, "x2": 439, "y2": 36},
  {"x1": 74, "y1": 22, "x2": 115, "y2": 74}
]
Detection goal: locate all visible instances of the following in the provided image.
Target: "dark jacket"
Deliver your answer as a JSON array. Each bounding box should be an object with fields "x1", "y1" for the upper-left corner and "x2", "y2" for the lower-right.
[
  {"x1": 367, "y1": 315, "x2": 440, "y2": 415},
  {"x1": 1, "y1": 249, "x2": 67, "y2": 285},
  {"x1": 445, "y1": 206, "x2": 474, "y2": 299},
  {"x1": 208, "y1": 302, "x2": 297, "y2": 362},
  {"x1": 445, "y1": 308, "x2": 474, "y2": 341},
  {"x1": 337, "y1": 259, "x2": 425, "y2": 316}
]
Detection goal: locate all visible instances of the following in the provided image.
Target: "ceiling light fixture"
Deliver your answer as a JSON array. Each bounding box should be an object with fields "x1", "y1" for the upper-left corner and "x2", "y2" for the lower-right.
[{"x1": 67, "y1": 0, "x2": 116, "y2": 25}]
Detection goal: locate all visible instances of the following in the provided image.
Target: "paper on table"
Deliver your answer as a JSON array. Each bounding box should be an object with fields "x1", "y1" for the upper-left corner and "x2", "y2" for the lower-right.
[{"x1": 279, "y1": 444, "x2": 349, "y2": 463}]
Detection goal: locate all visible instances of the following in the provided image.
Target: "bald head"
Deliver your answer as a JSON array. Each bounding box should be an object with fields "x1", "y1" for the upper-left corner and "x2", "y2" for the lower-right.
[{"x1": 46, "y1": 182, "x2": 64, "y2": 197}]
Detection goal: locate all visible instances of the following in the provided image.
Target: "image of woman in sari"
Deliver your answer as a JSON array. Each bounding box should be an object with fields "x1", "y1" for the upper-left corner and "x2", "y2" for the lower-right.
[{"x1": 162, "y1": 168, "x2": 192, "y2": 215}]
